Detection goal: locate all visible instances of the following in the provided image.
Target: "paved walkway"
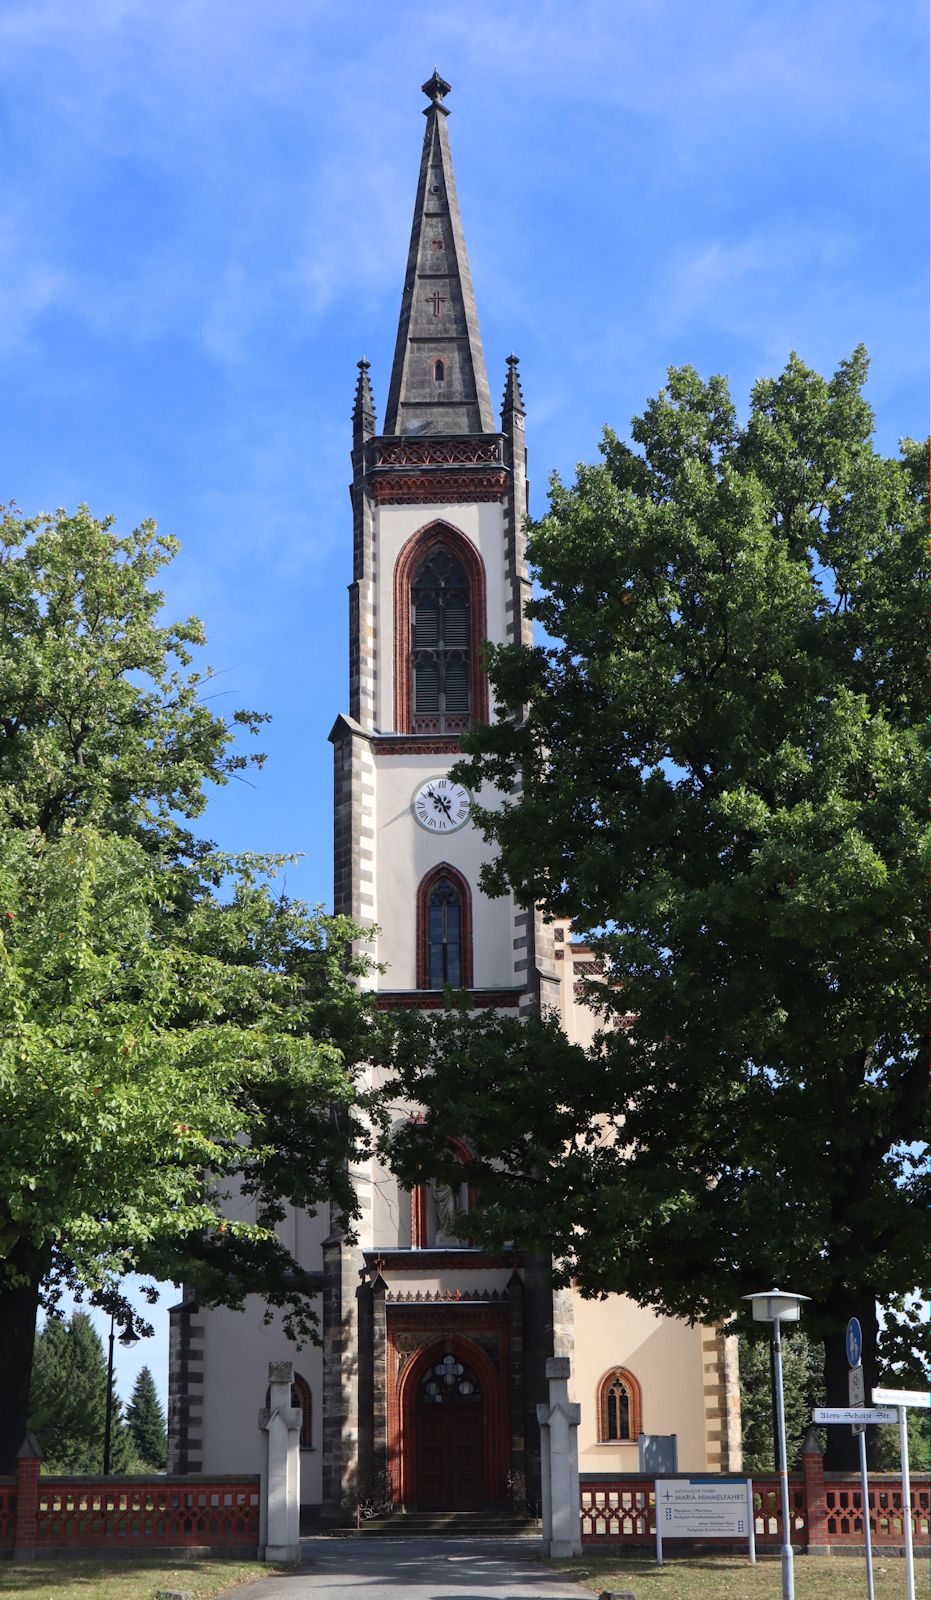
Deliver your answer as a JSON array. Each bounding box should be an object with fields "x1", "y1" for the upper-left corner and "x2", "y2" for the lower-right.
[{"x1": 232, "y1": 1536, "x2": 592, "y2": 1600}]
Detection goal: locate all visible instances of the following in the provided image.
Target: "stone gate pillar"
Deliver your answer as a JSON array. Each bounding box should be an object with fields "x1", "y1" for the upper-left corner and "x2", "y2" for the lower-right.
[{"x1": 536, "y1": 1355, "x2": 582, "y2": 1558}]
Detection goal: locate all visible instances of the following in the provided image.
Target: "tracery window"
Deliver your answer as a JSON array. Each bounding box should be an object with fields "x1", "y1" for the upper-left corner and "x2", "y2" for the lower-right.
[
  {"x1": 411, "y1": 547, "x2": 470, "y2": 733},
  {"x1": 426, "y1": 875, "x2": 462, "y2": 988},
  {"x1": 597, "y1": 1367, "x2": 642, "y2": 1443},
  {"x1": 416, "y1": 864, "x2": 472, "y2": 991}
]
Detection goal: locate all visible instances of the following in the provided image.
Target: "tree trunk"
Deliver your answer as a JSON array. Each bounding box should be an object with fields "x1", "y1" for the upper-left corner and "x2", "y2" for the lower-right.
[
  {"x1": 822, "y1": 1289, "x2": 878, "y2": 1470},
  {"x1": 0, "y1": 1240, "x2": 46, "y2": 1474}
]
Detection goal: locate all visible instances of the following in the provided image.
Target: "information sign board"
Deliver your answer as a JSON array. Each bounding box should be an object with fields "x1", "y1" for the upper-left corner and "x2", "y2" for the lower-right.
[
  {"x1": 848, "y1": 1366, "x2": 865, "y2": 1407},
  {"x1": 654, "y1": 1478, "x2": 755, "y2": 1566}
]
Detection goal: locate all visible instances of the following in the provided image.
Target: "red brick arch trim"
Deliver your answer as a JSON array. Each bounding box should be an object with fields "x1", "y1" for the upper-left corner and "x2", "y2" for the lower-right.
[
  {"x1": 597, "y1": 1366, "x2": 643, "y2": 1442},
  {"x1": 393, "y1": 520, "x2": 489, "y2": 734},
  {"x1": 394, "y1": 1331, "x2": 508, "y2": 1507},
  {"x1": 416, "y1": 862, "x2": 473, "y2": 991}
]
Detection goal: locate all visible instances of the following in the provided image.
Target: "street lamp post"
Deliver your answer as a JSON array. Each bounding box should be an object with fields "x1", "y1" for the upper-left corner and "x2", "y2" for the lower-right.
[
  {"x1": 743, "y1": 1289, "x2": 810, "y2": 1600},
  {"x1": 102, "y1": 1314, "x2": 140, "y2": 1474}
]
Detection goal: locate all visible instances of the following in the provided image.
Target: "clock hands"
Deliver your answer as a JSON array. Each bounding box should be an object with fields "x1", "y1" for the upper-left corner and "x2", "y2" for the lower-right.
[{"x1": 426, "y1": 786, "x2": 452, "y2": 817}]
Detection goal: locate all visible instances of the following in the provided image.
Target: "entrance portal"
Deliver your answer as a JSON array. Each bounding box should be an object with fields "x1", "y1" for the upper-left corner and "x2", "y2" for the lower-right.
[{"x1": 415, "y1": 1351, "x2": 485, "y2": 1509}]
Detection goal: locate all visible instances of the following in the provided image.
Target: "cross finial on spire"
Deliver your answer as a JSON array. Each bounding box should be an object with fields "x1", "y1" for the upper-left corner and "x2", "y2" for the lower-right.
[{"x1": 422, "y1": 68, "x2": 451, "y2": 110}]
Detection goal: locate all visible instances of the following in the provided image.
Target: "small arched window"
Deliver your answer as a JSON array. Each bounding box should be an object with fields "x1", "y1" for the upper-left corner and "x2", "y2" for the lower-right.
[
  {"x1": 411, "y1": 546, "x2": 470, "y2": 734},
  {"x1": 292, "y1": 1373, "x2": 313, "y2": 1449},
  {"x1": 417, "y1": 864, "x2": 473, "y2": 990},
  {"x1": 434, "y1": 358, "x2": 445, "y2": 382},
  {"x1": 264, "y1": 1373, "x2": 313, "y2": 1449},
  {"x1": 597, "y1": 1367, "x2": 642, "y2": 1443}
]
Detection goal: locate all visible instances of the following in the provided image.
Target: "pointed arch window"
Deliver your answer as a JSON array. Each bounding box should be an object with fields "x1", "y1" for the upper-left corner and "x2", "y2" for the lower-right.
[
  {"x1": 597, "y1": 1367, "x2": 642, "y2": 1443},
  {"x1": 433, "y1": 358, "x2": 445, "y2": 382},
  {"x1": 417, "y1": 864, "x2": 473, "y2": 990},
  {"x1": 411, "y1": 547, "x2": 470, "y2": 733},
  {"x1": 394, "y1": 523, "x2": 488, "y2": 736}
]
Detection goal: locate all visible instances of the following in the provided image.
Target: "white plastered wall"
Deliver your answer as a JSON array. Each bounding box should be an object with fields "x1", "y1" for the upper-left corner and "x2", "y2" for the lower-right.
[
  {"x1": 200, "y1": 1196, "x2": 328, "y2": 1501},
  {"x1": 571, "y1": 1293, "x2": 710, "y2": 1473},
  {"x1": 373, "y1": 755, "x2": 515, "y2": 989}
]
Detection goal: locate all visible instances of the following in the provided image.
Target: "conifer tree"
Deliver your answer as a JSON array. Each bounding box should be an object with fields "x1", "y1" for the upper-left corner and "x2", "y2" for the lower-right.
[
  {"x1": 27, "y1": 1311, "x2": 138, "y2": 1472},
  {"x1": 126, "y1": 1366, "x2": 168, "y2": 1470}
]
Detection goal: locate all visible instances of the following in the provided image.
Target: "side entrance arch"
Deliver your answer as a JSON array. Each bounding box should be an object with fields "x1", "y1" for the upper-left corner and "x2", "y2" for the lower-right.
[{"x1": 396, "y1": 1334, "x2": 508, "y2": 1509}]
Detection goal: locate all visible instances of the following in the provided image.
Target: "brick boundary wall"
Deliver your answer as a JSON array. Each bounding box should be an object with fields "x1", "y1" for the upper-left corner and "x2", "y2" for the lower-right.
[{"x1": 1, "y1": 1446, "x2": 260, "y2": 1561}]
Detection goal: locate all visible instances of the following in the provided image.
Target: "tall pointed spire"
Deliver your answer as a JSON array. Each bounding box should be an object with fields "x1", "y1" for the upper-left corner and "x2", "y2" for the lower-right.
[{"x1": 383, "y1": 73, "x2": 494, "y2": 437}]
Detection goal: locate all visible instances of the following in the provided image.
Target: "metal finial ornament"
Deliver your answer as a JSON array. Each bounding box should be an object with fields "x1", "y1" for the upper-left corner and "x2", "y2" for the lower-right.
[
  {"x1": 358, "y1": 357, "x2": 370, "y2": 371},
  {"x1": 422, "y1": 69, "x2": 452, "y2": 106}
]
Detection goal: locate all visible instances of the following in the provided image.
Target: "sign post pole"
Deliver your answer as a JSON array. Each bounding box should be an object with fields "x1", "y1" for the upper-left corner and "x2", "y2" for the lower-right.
[
  {"x1": 856, "y1": 1425, "x2": 875, "y2": 1600},
  {"x1": 872, "y1": 1387, "x2": 929, "y2": 1600},
  {"x1": 747, "y1": 1478, "x2": 756, "y2": 1565},
  {"x1": 897, "y1": 1406, "x2": 914, "y2": 1600},
  {"x1": 846, "y1": 1318, "x2": 874, "y2": 1600}
]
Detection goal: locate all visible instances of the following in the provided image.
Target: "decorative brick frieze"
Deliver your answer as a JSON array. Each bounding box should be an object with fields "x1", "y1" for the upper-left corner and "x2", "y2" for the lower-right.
[
  {"x1": 370, "y1": 472, "x2": 508, "y2": 506},
  {"x1": 373, "y1": 737, "x2": 462, "y2": 756},
  {"x1": 373, "y1": 438, "x2": 504, "y2": 468},
  {"x1": 374, "y1": 988, "x2": 522, "y2": 1010}
]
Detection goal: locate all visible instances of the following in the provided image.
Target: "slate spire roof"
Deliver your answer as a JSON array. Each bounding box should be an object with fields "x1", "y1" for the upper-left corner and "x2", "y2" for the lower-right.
[{"x1": 383, "y1": 73, "x2": 494, "y2": 437}]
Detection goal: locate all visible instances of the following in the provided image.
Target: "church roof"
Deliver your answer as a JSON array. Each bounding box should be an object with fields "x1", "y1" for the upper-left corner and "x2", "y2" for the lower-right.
[{"x1": 383, "y1": 72, "x2": 494, "y2": 437}]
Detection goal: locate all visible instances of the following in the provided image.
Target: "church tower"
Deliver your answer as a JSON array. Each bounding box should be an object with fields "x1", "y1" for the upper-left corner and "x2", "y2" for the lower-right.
[
  {"x1": 170, "y1": 74, "x2": 737, "y2": 1518},
  {"x1": 324, "y1": 70, "x2": 564, "y2": 1516}
]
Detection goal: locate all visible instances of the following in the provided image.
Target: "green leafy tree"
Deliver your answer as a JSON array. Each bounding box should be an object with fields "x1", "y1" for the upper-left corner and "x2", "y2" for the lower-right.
[
  {"x1": 386, "y1": 351, "x2": 929, "y2": 1469},
  {"x1": 0, "y1": 507, "x2": 375, "y2": 1472},
  {"x1": 126, "y1": 1365, "x2": 168, "y2": 1470},
  {"x1": 27, "y1": 1311, "x2": 140, "y2": 1473},
  {"x1": 739, "y1": 1330, "x2": 825, "y2": 1474}
]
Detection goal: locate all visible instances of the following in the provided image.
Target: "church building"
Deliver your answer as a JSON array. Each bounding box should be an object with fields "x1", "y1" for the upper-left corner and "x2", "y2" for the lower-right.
[{"x1": 168, "y1": 72, "x2": 740, "y2": 1517}]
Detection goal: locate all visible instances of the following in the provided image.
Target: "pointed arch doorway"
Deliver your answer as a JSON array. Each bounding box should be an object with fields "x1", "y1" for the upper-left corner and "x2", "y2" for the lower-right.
[
  {"x1": 396, "y1": 1334, "x2": 507, "y2": 1510},
  {"x1": 416, "y1": 1350, "x2": 485, "y2": 1508}
]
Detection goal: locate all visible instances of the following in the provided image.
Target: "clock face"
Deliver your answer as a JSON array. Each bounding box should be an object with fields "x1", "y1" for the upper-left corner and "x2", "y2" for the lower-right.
[{"x1": 411, "y1": 776, "x2": 472, "y2": 834}]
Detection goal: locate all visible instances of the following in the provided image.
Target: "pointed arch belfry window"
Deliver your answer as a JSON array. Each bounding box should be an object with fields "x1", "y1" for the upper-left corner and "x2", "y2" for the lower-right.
[
  {"x1": 394, "y1": 522, "x2": 488, "y2": 736},
  {"x1": 412, "y1": 547, "x2": 470, "y2": 731}
]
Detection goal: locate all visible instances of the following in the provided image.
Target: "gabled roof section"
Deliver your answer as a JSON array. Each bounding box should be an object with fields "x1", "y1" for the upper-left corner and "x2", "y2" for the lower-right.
[{"x1": 383, "y1": 72, "x2": 494, "y2": 437}]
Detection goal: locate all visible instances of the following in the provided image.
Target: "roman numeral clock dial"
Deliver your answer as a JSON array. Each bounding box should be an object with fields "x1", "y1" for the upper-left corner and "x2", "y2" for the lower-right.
[{"x1": 411, "y1": 777, "x2": 472, "y2": 833}]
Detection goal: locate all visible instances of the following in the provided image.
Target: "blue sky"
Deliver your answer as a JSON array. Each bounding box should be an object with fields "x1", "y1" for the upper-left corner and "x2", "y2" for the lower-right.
[{"x1": 4, "y1": 0, "x2": 926, "y2": 1412}]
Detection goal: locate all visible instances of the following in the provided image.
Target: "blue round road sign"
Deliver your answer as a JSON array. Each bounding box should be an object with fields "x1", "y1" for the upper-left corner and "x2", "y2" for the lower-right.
[{"x1": 846, "y1": 1317, "x2": 863, "y2": 1368}]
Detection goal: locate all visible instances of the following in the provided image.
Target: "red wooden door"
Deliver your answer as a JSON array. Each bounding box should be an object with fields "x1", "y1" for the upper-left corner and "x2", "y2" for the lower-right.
[{"x1": 415, "y1": 1352, "x2": 486, "y2": 1509}]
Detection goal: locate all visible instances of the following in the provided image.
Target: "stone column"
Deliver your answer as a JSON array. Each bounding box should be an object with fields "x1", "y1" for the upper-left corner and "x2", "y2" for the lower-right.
[
  {"x1": 259, "y1": 1361, "x2": 302, "y2": 1562},
  {"x1": 536, "y1": 1356, "x2": 582, "y2": 1559}
]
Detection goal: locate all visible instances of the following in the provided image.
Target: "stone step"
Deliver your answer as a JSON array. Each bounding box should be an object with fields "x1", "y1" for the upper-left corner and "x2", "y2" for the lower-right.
[{"x1": 334, "y1": 1511, "x2": 541, "y2": 1538}]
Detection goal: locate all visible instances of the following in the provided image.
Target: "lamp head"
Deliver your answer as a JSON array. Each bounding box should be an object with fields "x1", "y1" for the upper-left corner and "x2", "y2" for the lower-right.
[{"x1": 742, "y1": 1288, "x2": 810, "y2": 1324}]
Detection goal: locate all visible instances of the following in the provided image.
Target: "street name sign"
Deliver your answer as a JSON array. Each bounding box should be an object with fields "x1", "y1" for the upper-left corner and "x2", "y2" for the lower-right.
[
  {"x1": 813, "y1": 1406, "x2": 897, "y2": 1425},
  {"x1": 654, "y1": 1478, "x2": 755, "y2": 1566},
  {"x1": 871, "y1": 1387, "x2": 930, "y2": 1409}
]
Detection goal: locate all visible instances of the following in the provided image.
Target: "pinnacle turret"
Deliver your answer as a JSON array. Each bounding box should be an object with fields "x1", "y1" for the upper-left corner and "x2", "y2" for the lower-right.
[
  {"x1": 383, "y1": 75, "x2": 494, "y2": 436},
  {"x1": 352, "y1": 357, "x2": 376, "y2": 438},
  {"x1": 501, "y1": 353, "x2": 525, "y2": 423}
]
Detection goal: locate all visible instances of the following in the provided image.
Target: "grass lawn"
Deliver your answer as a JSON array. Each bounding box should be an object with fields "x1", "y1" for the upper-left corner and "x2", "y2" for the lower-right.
[
  {"x1": 554, "y1": 1551, "x2": 931, "y2": 1599},
  {"x1": 0, "y1": 1558, "x2": 288, "y2": 1600}
]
